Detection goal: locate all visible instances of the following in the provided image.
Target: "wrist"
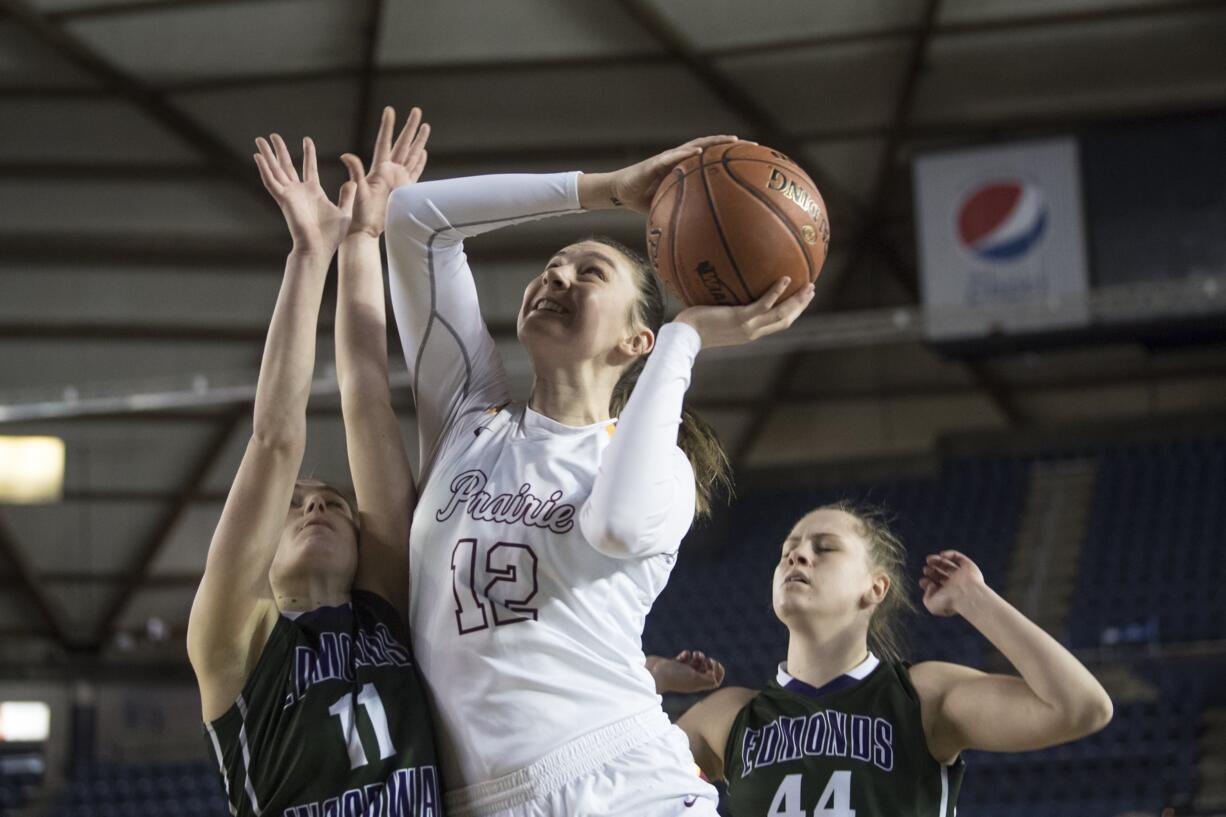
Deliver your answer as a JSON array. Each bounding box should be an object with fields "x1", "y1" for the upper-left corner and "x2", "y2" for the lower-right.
[
  {"x1": 343, "y1": 228, "x2": 381, "y2": 244},
  {"x1": 577, "y1": 171, "x2": 619, "y2": 210},
  {"x1": 287, "y1": 246, "x2": 335, "y2": 265},
  {"x1": 663, "y1": 318, "x2": 703, "y2": 352},
  {"x1": 953, "y1": 582, "x2": 1000, "y2": 621}
]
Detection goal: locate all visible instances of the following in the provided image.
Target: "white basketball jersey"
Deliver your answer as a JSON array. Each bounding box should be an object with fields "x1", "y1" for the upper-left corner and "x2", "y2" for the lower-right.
[{"x1": 385, "y1": 173, "x2": 702, "y2": 789}]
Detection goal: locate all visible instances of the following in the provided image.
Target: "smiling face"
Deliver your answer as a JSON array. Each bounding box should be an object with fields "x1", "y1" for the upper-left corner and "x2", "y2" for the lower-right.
[
  {"x1": 267, "y1": 479, "x2": 359, "y2": 599},
  {"x1": 772, "y1": 508, "x2": 889, "y2": 634},
  {"x1": 517, "y1": 240, "x2": 651, "y2": 370}
]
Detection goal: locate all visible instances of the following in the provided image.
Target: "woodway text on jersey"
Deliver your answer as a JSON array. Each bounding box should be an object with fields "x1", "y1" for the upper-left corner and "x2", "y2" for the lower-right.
[
  {"x1": 741, "y1": 711, "x2": 895, "y2": 777},
  {"x1": 281, "y1": 764, "x2": 440, "y2": 817}
]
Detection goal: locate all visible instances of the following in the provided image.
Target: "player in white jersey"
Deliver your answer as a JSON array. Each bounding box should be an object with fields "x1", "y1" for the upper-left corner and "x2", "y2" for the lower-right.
[{"x1": 383, "y1": 137, "x2": 815, "y2": 817}]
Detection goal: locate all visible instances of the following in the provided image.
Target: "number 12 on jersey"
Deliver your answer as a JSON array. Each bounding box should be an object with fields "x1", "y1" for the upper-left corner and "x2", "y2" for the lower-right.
[
  {"x1": 768, "y1": 771, "x2": 855, "y2": 817},
  {"x1": 451, "y1": 538, "x2": 540, "y2": 634}
]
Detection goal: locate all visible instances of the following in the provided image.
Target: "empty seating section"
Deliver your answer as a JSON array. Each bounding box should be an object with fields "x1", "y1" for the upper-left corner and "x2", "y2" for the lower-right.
[
  {"x1": 47, "y1": 761, "x2": 227, "y2": 817},
  {"x1": 0, "y1": 758, "x2": 43, "y2": 817},
  {"x1": 1071, "y1": 437, "x2": 1226, "y2": 647}
]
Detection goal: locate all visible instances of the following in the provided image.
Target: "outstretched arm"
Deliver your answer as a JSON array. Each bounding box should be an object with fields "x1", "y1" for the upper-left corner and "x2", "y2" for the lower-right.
[
  {"x1": 188, "y1": 134, "x2": 354, "y2": 721},
  {"x1": 380, "y1": 134, "x2": 737, "y2": 483},
  {"x1": 909, "y1": 551, "x2": 1114, "y2": 763},
  {"x1": 336, "y1": 106, "x2": 429, "y2": 619},
  {"x1": 384, "y1": 171, "x2": 581, "y2": 482}
]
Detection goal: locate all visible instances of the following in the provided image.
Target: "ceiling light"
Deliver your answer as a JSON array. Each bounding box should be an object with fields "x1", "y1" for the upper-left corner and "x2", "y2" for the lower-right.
[{"x1": 0, "y1": 436, "x2": 65, "y2": 503}]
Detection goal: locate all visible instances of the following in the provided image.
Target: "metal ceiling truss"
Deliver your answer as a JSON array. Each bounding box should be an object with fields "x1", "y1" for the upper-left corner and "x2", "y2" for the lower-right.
[
  {"x1": 0, "y1": 0, "x2": 270, "y2": 203},
  {"x1": 727, "y1": 0, "x2": 944, "y2": 468},
  {"x1": 0, "y1": 512, "x2": 72, "y2": 648},
  {"x1": 350, "y1": 0, "x2": 385, "y2": 155},
  {"x1": 92, "y1": 406, "x2": 246, "y2": 647},
  {"x1": 23, "y1": 0, "x2": 1223, "y2": 78}
]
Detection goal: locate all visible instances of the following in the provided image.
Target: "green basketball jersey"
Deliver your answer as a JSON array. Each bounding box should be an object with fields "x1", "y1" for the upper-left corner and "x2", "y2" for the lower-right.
[
  {"x1": 204, "y1": 590, "x2": 442, "y2": 817},
  {"x1": 724, "y1": 658, "x2": 963, "y2": 817}
]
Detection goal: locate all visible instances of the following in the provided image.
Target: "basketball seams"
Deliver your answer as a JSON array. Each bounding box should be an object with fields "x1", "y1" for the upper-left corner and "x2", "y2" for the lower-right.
[
  {"x1": 668, "y1": 168, "x2": 700, "y2": 307},
  {"x1": 719, "y1": 154, "x2": 817, "y2": 284},
  {"x1": 697, "y1": 151, "x2": 756, "y2": 303}
]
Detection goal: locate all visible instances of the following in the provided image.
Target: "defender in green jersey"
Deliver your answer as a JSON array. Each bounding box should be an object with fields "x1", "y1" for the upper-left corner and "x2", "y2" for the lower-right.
[
  {"x1": 188, "y1": 108, "x2": 441, "y2": 816},
  {"x1": 659, "y1": 502, "x2": 1114, "y2": 816}
]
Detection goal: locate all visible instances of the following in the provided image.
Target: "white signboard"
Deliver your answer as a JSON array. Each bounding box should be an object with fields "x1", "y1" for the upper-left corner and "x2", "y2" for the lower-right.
[{"x1": 913, "y1": 138, "x2": 1090, "y2": 340}]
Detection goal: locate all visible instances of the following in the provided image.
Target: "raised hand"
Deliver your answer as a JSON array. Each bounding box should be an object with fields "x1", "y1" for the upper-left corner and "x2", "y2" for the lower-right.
[
  {"x1": 672, "y1": 275, "x2": 815, "y2": 349},
  {"x1": 920, "y1": 550, "x2": 988, "y2": 618},
  {"x1": 254, "y1": 134, "x2": 355, "y2": 255},
  {"x1": 647, "y1": 649, "x2": 727, "y2": 694},
  {"x1": 340, "y1": 106, "x2": 430, "y2": 239},
  {"x1": 577, "y1": 135, "x2": 739, "y2": 213}
]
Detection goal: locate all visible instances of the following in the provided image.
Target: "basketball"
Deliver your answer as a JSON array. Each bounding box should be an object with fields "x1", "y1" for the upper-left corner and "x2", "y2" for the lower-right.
[{"x1": 645, "y1": 142, "x2": 830, "y2": 307}]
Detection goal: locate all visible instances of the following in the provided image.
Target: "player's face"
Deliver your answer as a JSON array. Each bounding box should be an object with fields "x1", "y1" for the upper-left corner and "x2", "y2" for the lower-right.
[
  {"x1": 270, "y1": 480, "x2": 359, "y2": 589},
  {"x1": 772, "y1": 509, "x2": 880, "y2": 629},
  {"x1": 518, "y1": 241, "x2": 643, "y2": 366}
]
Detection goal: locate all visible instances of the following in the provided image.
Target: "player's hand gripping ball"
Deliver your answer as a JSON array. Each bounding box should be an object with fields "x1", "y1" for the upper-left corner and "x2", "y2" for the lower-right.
[{"x1": 646, "y1": 142, "x2": 830, "y2": 307}]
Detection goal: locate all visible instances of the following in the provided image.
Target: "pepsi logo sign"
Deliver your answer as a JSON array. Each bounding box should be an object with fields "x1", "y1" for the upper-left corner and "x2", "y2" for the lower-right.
[{"x1": 956, "y1": 179, "x2": 1048, "y2": 262}]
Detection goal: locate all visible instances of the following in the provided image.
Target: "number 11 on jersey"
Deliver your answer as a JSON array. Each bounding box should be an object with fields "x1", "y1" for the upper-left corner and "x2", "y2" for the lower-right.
[{"x1": 328, "y1": 683, "x2": 395, "y2": 771}]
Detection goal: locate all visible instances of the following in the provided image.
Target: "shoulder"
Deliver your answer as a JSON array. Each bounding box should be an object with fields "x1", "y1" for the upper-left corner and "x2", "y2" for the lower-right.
[
  {"x1": 679, "y1": 685, "x2": 761, "y2": 778},
  {"x1": 691, "y1": 685, "x2": 760, "y2": 727},
  {"x1": 196, "y1": 602, "x2": 284, "y2": 723}
]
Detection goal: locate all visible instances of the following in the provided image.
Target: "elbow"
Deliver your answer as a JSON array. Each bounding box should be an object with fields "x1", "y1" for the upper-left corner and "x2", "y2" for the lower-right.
[
  {"x1": 586, "y1": 516, "x2": 648, "y2": 560},
  {"x1": 250, "y1": 421, "x2": 306, "y2": 456},
  {"x1": 386, "y1": 185, "x2": 433, "y2": 240},
  {"x1": 1083, "y1": 691, "x2": 1114, "y2": 734},
  {"x1": 1069, "y1": 690, "x2": 1114, "y2": 737}
]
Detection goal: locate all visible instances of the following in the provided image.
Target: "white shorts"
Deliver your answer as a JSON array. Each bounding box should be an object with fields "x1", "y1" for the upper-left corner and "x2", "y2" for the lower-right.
[{"x1": 443, "y1": 708, "x2": 720, "y2": 817}]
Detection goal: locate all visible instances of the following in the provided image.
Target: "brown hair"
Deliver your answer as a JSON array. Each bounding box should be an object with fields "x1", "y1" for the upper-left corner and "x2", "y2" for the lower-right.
[
  {"x1": 591, "y1": 236, "x2": 733, "y2": 520},
  {"x1": 818, "y1": 500, "x2": 916, "y2": 662}
]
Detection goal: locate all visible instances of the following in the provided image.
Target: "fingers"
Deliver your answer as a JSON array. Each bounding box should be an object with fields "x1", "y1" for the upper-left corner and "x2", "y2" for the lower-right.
[
  {"x1": 340, "y1": 153, "x2": 367, "y2": 185},
  {"x1": 649, "y1": 146, "x2": 701, "y2": 176},
  {"x1": 269, "y1": 133, "x2": 298, "y2": 181},
  {"x1": 746, "y1": 279, "x2": 816, "y2": 337},
  {"x1": 751, "y1": 276, "x2": 792, "y2": 313},
  {"x1": 373, "y1": 106, "x2": 396, "y2": 164},
  {"x1": 407, "y1": 148, "x2": 428, "y2": 183},
  {"x1": 926, "y1": 553, "x2": 959, "y2": 575},
  {"x1": 405, "y1": 122, "x2": 430, "y2": 166},
  {"x1": 649, "y1": 134, "x2": 738, "y2": 174},
  {"x1": 254, "y1": 137, "x2": 289, "y2": 187},
  {"x1": 301, "y1": 137, "x2": 318, "y2": 184},
  {"x1": 337, "y1": 181, "x2": 357, "y2": 216},
  {"x1": 390, "y1": 107, "x2": 425, "y2": 165},
  {"x1": 678, "y1": 134, "x2": 738, "y2": 151},
  {"x1": 252, "y1": 153, "x2": 281, "y2": 197}
]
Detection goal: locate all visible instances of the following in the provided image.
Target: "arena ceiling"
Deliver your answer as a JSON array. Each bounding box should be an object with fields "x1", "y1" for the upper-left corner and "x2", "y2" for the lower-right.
[{"x1": 1, "y1": 0, "x2": 1225, "y2": 672}]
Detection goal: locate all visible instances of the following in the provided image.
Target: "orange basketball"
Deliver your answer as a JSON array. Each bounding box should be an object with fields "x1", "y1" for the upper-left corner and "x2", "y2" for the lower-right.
[{"x1": 646, "y1": 142, "x2": 830, "y2": 307}]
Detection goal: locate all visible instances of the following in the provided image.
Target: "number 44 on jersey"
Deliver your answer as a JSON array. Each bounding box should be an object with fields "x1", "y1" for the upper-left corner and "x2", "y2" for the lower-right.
[{"x1": 768, "y1": 771, "x2": 856, "y2": 817}]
